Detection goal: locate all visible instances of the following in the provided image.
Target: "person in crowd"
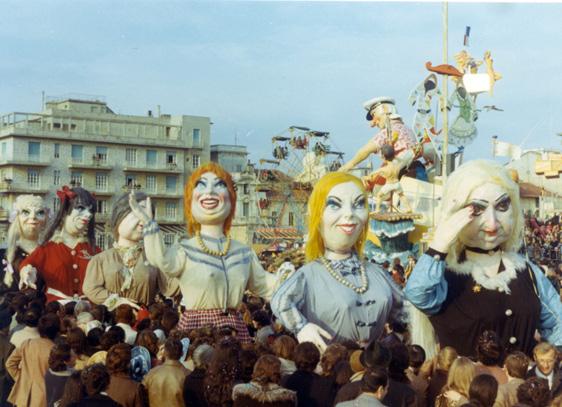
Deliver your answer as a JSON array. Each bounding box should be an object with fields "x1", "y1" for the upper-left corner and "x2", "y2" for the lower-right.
[
  {"x1": 106, "y1": 343, "x2": 148, "y2": 407},
  {"x1": 384, "y1": 341, "x2": 418, "y2": 407},
  {"x1": 406, "y1": 160, "x2": 562, "y2": 358},
  {"x1": 335, "y1": 367, "x2": 390, "y2": 407},
  {"x1": 45, "y1": 340, "x2": 76, "y2": 407},
  {"x1": 204, "y1": 336, "x2": 243, "y2": 406},
  {"x1": 526, "y1": 341, "x2": 561, "y2": 398},
  {"x1": 406, "y1": 344, "x2": 429, "y2": 407},
  {"x1": 272, "y1": 335, "x2": 297, "y2": 378},
  {"x1": 467, "y1": 374, "x2": 498, "y2": 407},
  {"x1": 6, "y1": 312, "x2": 60, "y2": 406},
  {"x1": 114, "y1": 304, "x2": 137, "y2": 345},
  {"x1": 183, "y1": 343, "x2": 215, "y2": 407},
  {"x1": 143, "y1": 337, "x2": 189, "y2": 406},
  {"x1": 10, "y1": 305, "x2": 41, "y2": 348},
  {"x1": 435, "y1": 356, "x2": 476, "y2": 407},
  {"x1": 282, "y1": 341, "x2": 334, "y2": 407},
  {"x1": 425, "y1": 346, "x2": 459, "y2": 406},
  {"x1": 494, "y1": 351, "x2": 529, "y2": 407},
  {"x1": 272, "y1": 172, "x2": 403, "y2": 349},
  {"x1": 475, "y1": 330, "x2": 508, "y2": 385},
  {"x1": 129, "y1": 163, "x2": 277, "y2": 344},
  {"x1": 19, "y1": 187, "x2": 100, "y2": 303},
  {"x1": 58, "y1": 371, "x2": 85, "y2": 407},
  {"x1": 516, "y1": 377, "x2": 551, "y2": 407},
  {"x1": 135, "y1": 329, "x2": 161, "y2": 368},
  {"x1": 232, "y1": 354, "x2": 297, "y2": 407},
  {"x1": 87, "y1": 325, "x2": 125, "y2": 366},
  {"x1": 0, "y1": 306, "x2": 14, "y2": 406},
  {"x1": 252, "y1": 309, "x2": 274, "y2": 345},
  {"x1": 240, "y1": 348, "x2": 259, "y2": 383},
  {"x1": 69, "y1": 363, "x2": 121, "y2": 407}
]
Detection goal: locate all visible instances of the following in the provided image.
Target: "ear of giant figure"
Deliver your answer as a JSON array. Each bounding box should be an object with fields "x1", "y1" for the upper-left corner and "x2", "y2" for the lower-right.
[
  {"x1": 320, "y1": 181, "x2": 369, "y2": 255},
  {"x1": 184, "y1": 163, "x2": 236, "y2": 235}
]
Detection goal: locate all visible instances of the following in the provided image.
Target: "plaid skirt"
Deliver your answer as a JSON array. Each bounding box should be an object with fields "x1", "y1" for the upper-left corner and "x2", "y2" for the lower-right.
[{"x1": 177, "y1": 308, "x2": 252, "y2": 343}]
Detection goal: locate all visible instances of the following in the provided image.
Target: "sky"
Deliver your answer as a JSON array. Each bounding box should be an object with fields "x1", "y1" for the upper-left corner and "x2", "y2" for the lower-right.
[{"x1": 1, "y1": 1, "x2": 561, "y2": 170}]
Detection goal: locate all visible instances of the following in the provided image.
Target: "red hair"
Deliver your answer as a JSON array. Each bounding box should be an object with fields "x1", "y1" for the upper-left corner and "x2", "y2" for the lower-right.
[{"x1": 184, "y1": 162, "x2": 237, "y2": 236}]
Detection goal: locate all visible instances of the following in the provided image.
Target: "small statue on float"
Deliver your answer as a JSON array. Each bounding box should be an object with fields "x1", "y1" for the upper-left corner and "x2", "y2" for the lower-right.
[
  {"x1": 19, "y1": 187, "x2": 99, "y2": 303},
  {"x1": 271, "y1": 172, "x2": 404, "y2": 350},
  {"x1": 129, "y1": 162, "x2": 278, "y2": 343},
  {"x1": 1, "y1": 195, "x2": 49, "y2": 292},
  {"x1": 83, "y1": 192, "x2": 179, "y2": 309}
]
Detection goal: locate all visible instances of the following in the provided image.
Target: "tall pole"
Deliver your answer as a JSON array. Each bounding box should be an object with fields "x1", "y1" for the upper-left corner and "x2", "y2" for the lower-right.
[{"x1": 441, "y1": 1, "x2": 449, "y2": 180}]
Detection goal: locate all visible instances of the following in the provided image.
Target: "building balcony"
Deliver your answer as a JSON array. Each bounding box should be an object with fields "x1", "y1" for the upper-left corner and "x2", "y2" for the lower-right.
[
  {"x1": 0, "y1": 181, "x2": 49, "y2": 194},
  {"x1": 68, "y1": 157, "x2": 112, "y2": 171},
  {"x1": 123, "y1": 163, "x2": 182, "y2": 174},
  {"x1": 149, "y1": 190, "x2": 182, "y2": 199},
  {"x1": 0, "y1": 157, "x2": 51, "y2": 168},
  {"x1": 0, "y1": 209, "x2": 8, "y2": 221}
]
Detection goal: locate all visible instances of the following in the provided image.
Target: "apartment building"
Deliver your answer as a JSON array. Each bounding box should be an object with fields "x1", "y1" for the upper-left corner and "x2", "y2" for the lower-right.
[{"x1": 0, "y1": 95, "x2": 210, "y2": 248}]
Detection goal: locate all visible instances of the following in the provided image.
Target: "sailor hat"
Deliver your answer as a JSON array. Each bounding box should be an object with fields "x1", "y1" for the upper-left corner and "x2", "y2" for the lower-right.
[{"x1": 363, "y1": 97, "x2": 396, "y2": 120}]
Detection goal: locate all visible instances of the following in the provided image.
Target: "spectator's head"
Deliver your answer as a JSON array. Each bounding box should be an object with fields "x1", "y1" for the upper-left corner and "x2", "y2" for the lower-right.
[
  {"x1": 360, "y1": 340, "x2": 391, "y2": 370},
  {"x1": 533, "y1": 342, "x2": 558, "y2": 376},
  {"x1": 114, "y1": 304, "x2": 135, "y2": 326},
  {"x1": 66, "y1": 327, "x2": 87, "y2": 356},
  {"x1": 22, "y1": 306, "x2": 41, "y2": 327},
  {"x1": 239, "y1": 349, "x2": 259, "y2": 383},
  {"x1": 135, "y1": 329, "x2": 159, "y2": 357},
  {"x1": 48, "y1": 340, "x2": 74, "y2": 372},
  {"x1": 87, "y1": 327, "x2": 103, "y2": 350},
  {"x1": 100, "y1": 326, "x2": 125, "y2": 351},
  {"x1": 251, "y1": 310, "x2": 271, "y2": 329},
  {"x1": 294, "y1": 342, "x2": 321, "y2": 372},
  {"x1": 476, "y1": 330, "x2": 503, "y2": 366},
  {"x1": 106, "y1": 343, "x2": 132, "y2": 375},
  {"x1": 38, "y1": 312, "x2": 61, "y2": 340},
  {"x1": 436, "y1": 346, "x2": 458, "y2": 372},
  {"x1": 164, "y1": 338, "x2": 183, "y2": 361},
  {"x1": 320, "y1": 343, "x2": 348, "y2": 377},
  {"x1": 272, "y1": 335, "x2": 297, "y2": 361},
  {"x1": 44, "y1": 301, "x2": 62, "y2": 316},
  {"x1": 446, "y1": 356, "x2": 476, "y2": 398},
  {"x1": 81, "y1": 364, "x2": 110, "y2": 397},
  {"x1": 387, "y1": 342, "x2": 410, "y2": 382},
  {"x1": 252, "y1": 355, "x2": 282, "y2": 385},
  {"x1": 245, "y1": 296, "x2": 265, "y2": 314},
  {"x1": 468, "y1": 374, "x2": 498, "y2": 407},
  {"x1": 517, "y1": 377, "x2": 551, "y2": 407},
  {"x1": 193, "y1": 344, "x2": 214, "y2": 369},
  {"x1": 361, "y1": 367, "x2": 389, "y2": 399},
  {"x1": 161, "y1": 310, "x2": 179, "y2": 335},
  {"x1": 73, "y1": 300, "x2": 91, "y2": 317},
  {"x1": 504, "y1": 351, "x2": 529, "y2": 379},
  {"x1": 91, "y1": 304, "x2": 109, "y2": 324},
  {"x1": 59, "y1": 371, "x2": 84, "y2": 407},
  {"x1": 407, "y1": 345, "x2": 426, "y2": 372}
]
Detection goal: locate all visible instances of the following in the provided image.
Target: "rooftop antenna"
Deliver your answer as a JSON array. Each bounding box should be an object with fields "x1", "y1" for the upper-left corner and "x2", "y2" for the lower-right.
[{"x1": 41, "y1": 91, "x2": 45, "y2": 110}]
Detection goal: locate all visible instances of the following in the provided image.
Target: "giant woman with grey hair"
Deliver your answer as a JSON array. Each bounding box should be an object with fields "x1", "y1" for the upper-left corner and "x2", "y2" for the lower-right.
[{"x1": 405, "y1": 160, "x2": 562, "y2": 357}]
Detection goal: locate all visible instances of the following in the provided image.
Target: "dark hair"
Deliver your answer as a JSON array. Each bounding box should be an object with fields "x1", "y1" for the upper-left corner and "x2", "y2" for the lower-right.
[
  {"x1": 361, "y1": 367, "x2": 388, "y2": 393},
  {"x1": 381, "y1": 144, "x2": 396, "y2": 161},
  {"x1": 387, "y1": 342, "x2": 410, "y2": 383},
  {"x1": 517, "y1": 377, "x2": 551, "y2": 407},
  {"x1": 252, "y1": 355, "x2": 281, "y2": 385},
  {"x1": 87, "y1": 327, "x2": 103, "y2": 351},
  {"x1": 43, "y1": 187, "x2": 97, "y2": 249},
  {"x1": 136, "y1": 318, "x2": 151, "y2": 332},
  {"x1": 408, "y1": 345, "x2": 426, "y2": 371},
  {"x1": 106, "y1": 343, "x2": 131, "y2": 374},
  {"x1": 45, "y1": 301, "x2": 62, "y2": 316},
  {"x1": 272, "y1": 335, "x2": 297, "y2": 360},
  {"x1": 164, "y1": 338, "x2": 183, "y2": 361},
  {"x1": 504, "y1": 351, "x2": 529, "y2": 379},
  {"x1": 100, "y1": 326, "x2": 125, "y2": 350},
  {"x1": 468, "y1": 374, "x2": 498, "y2": 407},
  {"x1": 320, "y1": 343, "x2": 348, "y2": 377},
  {"x1": 204, "y1": 337, "x2": 242, "y2": 406},
  {"x1": 136, "y1": 329, "x2": 159, "y2": 357},
  {"x1": 48, "y1": 341, "x2": 73, "y2": 371},
  {"x1": 239, "y1": 349, "x2": 259, "y2": 383},
  {"x1": 333, "y1": 360, "x2": 353, "y2": 386},
  {"x1": 91, "y1": 304, "x2": 109, "y2": 324},
  {"x1": 294, "y1": 342, "x2": 320, "y2": 372},
  {"x1": 246, "y1": 296, "x2": 264, "y2": 314},
  {"x1": 476, "y1": 330, "x2": 503, "y2": 366},
  {"x1": 38, "y1": 313, "x2": 61, "y2": 340},
  {"x1": 58, "y1": 371, "x2": 85, "y2": 407},
  {"x1": 115, "y1": 304, "x2": 135, "y2": 325},
  {"x1": 161, "y1": 310, "x2": 179, "y2": 335},
  {"x1": 64, "y1": 302, "x2": 76, "y2": 317},
  {"x1": 67, "y1": 327, "x2": 87, "y2": 356},
  {"x1": 81, "y1": 364, "x2": 110, "y2": 396},
  {"x1": 251, "y1": 310, "x2": 271, "y2": 328}
]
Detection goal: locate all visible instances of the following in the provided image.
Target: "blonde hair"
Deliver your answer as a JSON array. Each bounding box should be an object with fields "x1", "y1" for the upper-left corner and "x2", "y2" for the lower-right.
[
  {"x1": 439, "y1": 160, "x2": 523, "y2": 265},
  {"x1": 436, "y1": 346, "x2": 459, "y2": 372},
  {"x1": 305, "y1": 172, "x2": 368, "y2": 262},
  {"x1": 183, "y1": 162, "x2": 237, "y2": 236},
  {"x1": 7, "y1": 195, "x2": 47, "y2": 263},
  {"x1": 445, "y1": 356, "x2": 476, "y2": 397}
]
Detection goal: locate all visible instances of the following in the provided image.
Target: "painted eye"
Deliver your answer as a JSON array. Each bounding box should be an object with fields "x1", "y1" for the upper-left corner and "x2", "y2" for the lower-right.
[
  {"x1": 354, "y1": 198, "x2": 366, "y2": 209},
  {"x1": 37, "y1": 210, "x2": 45, "y2": 216},
  {"x1": 326, "y1": 199, "x2": 341, "y2": 210},
  {"x1": 76, "y1": 205, "x2": 86, "y2": 211},
  {"x1": 470, "y1": 203, "x2": 485, "y2": 217},
  {"x1": 215, "y1": 180, "x2": 227, "y2": 188},
  {"x1": 21, "y1": 209, "x2": 30, "y2": 216},
  {"x1": 495, "y1": 197, "x2": 511, "y2": 212},
  {"x1": 195, "y1": 180, "x2": 206, "y2": 188}
]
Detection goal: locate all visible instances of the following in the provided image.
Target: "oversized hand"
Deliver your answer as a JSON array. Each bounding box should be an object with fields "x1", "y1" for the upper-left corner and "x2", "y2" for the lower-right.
[
  {"x1": 103, "y1": 293, "x2": 141, "y2": 311},
  {"x1": 430, "y1": 206, "x2": 474, "y2": 253},
  {"x1": 297, "y1": 323, "x2": 333, "y2": 353},
  {"x1": 128, "y1": 193, "x2": 153, "y2": 224},
  {"x1": 19, "y1": 265, "x2": 37, "y2": 290},
  {"x1": 2, "y1": 260, "x2": 15, "y2": 287}
]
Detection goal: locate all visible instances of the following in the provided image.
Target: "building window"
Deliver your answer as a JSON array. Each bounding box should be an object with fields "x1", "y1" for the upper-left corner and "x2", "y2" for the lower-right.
[
  {"x1": 288, "y1": 212, "x2": 294, "y2": 226},
  {"x1": 1, "y1": 142, "x2": 6, "y2": 157},
  {"x1": 125, "y1": 148, "x2": 137, "y2": 166},
  {"x1": 165, "y1": 176, "x2": 177, "y2": 193},
  {"x1": 95, "y1": 173, "x2": 108, "y2": 191},
  {"x1": 243, "y1": 184, "x2": 249, "y2": 195},
  {"x1": 28, "y1": 141, "x2": 40, "y2": 160},
  {"x1": 53, "y1": 198, "x2": 60, "y2": 213},
  {"x1": 70, "y1": 171, "x2": 83, "y2": 186},
  {"x1": 54, "y1": 143, "x2": 60, "y2": 158},
  {"x1": 236, "y1": 165, "x2": 242, "y2": 172},
  {"x1": 163, "y1": 234, "x2": 175, "y2": 247},
  {"x1": 95, "y1": 146, "x2": 108, "y2": 164},
  {"x1": 27, "y1": 169, "x2": 39, "y2": 188},
  {"x1": 146, "y1": 175, "x2": 156, "y2": 193},
  {"x1": 193, "y1": 129, "x2": 201, "y2": 146},
  {"x1": 192, "y1": 155, "x2": 200, "y2": 169},
  {"x1": 71, "y1": 144, "x2": 83, "y2": 163},
  {"x1": 125, "y1": 174, "x2": 137, "y2": 188},
  {"x1": 165, "y1": 202, "x2": 177, "y2": 219},
  {"x1": 166, "y1": 151, "x2": 176, "y2": 165},
  {"x1": 96, "y1": 233, "x2": 107, "y2": 250},
  {"x1": 53, "y1": 170, "x2": 60, "y2": 185},
  {"x1": 243, "y1": 202, "x2": 249, "y2": 217},
  {"x1": 97, "y1": 199, "x2": 108, "y2": 214},
  {"x1": 146, "y1": 150, "x2": 157, "y2": 167}
]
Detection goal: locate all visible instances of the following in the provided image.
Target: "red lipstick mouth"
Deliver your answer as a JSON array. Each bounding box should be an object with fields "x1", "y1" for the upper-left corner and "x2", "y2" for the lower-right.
[
  {"x1": 200, "y1": 198, "x2": 219, "y2": 210},
  {"x1": 337, "y1": 224, "x2": 358, "y2": 235}
]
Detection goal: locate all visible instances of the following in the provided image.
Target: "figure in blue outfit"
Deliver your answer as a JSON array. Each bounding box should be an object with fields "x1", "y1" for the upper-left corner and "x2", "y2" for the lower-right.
[{"x1": 405, "y1": 160, "x2": 562, "y2": 358}]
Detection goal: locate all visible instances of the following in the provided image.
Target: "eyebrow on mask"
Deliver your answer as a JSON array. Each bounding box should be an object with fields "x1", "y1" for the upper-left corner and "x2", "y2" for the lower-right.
[
  {"x1": 353, "y1": 195, "x2": 366, "y2": 203},
  {"x1": 326, "y1": 195, "x2": 342, "y2": 203},
  {"x1": 495, "y1": 193, "x2": 509, "y2": 203}
]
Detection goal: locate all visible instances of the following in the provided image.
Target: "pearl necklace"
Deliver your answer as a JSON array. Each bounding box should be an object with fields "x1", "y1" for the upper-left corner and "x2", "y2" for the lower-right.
[
  {"x1": 319, "y1": 256, "x2": 368, "y2": 294},
  {"x1": 195, "y1": 232, "x2": 231, "y2": 257}
]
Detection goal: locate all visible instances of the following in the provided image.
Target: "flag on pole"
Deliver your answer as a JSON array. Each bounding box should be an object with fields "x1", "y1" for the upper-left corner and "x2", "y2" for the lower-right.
[
  {"x1": 492, "y1": 136, "x2": 522, "y2": 160},
  {"x1": 464, "y1": 26, "x2": 471, "y2": 47}
]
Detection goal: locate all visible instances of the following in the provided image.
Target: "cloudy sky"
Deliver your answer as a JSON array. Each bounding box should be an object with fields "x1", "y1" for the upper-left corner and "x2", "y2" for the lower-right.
[{"x1": 1, "y1": 1, "x2": 561, "y2": 168}]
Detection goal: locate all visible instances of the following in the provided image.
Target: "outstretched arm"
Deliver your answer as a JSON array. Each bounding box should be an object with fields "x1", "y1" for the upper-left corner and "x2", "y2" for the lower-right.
[{"x1": 339, "y1": 138, "x2": 381, "y2": 172}]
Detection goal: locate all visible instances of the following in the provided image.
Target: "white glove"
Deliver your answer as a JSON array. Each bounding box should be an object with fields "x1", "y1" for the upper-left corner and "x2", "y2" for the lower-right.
[
  {"x1": 2, "y1": 260, "x2": 15, "y2": 287},
  {"x1": 297, "y1": 323, "x2": 333, "y2": 353},
  {"x1": 103, "y1": 293, "x2": 140, "y2": 311},
  {"x1": 430, "y1": 206, "x2": 474, "y2": 253},
  {"x1": 19, "y1": 265, "x2": 37, "y2": 290}
]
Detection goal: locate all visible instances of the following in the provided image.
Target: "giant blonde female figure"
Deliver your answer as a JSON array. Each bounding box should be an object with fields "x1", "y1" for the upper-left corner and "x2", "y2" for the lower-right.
[
  {"x1": 405, "y1": 160, "x2": 562, "y2": 357},
  {"x1": 271, "y1": 172, "x2": 403, "y2": 351},
  {"x1": 129, "y1": 162, "x2": 277, "y2": 343}
]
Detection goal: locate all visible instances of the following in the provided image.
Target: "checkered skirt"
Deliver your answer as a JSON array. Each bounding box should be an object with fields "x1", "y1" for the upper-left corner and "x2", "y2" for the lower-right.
[{"x1": 177, "y1": 308, "x2": 252, "y2": 343}]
